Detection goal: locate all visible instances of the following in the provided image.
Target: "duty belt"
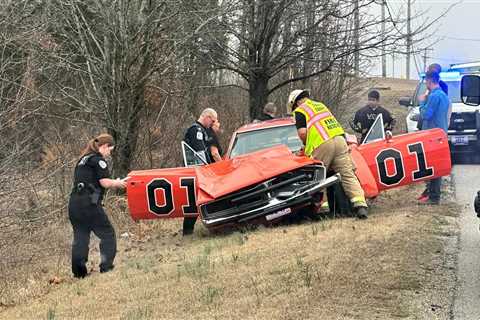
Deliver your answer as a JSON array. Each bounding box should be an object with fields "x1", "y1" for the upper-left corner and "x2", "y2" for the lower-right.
[
  {"x1": 72, "y1": 182, "x2": 87, "y2": 194},
  {"x1": 72, "y1": 182, "x2": 102, "y2": 205}
]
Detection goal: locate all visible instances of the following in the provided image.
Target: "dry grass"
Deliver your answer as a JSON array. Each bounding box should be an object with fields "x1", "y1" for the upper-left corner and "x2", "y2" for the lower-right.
[
  {"x1": 0, "y1": 182, "x2": 459, "y2": 320},
  {"x1": 2, "y1": 77, "x2": 460, "y2": 319}
]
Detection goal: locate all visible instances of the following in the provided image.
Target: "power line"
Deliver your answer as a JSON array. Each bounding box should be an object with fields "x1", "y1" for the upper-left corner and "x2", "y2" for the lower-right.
[{"x1": 440, "y1": 36, "x2": 480, "y2": 42}]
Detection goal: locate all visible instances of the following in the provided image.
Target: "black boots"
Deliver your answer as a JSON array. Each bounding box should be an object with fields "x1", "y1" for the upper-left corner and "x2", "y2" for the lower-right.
[{"x1": 355, "y1": 207, "x2": 368, "y2": 220}]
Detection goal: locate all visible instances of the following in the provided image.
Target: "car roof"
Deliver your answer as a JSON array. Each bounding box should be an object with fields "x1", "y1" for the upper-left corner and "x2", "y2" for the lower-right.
[{"x1": 235, "y1": 118, "x2": 295, "y2": 134}]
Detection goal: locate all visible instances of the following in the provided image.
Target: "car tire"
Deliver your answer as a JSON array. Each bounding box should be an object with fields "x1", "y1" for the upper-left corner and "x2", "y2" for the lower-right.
[{"x1": 326, "y1": 183, "x2": 353, "y2": 216}]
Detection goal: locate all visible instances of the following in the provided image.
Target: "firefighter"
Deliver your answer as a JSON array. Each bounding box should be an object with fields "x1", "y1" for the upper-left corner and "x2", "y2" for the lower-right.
[
  {"x1": 351, "y1": 90, "x2": 395, "y2": 143},
  {"x1": 68, "y1": 133, "x2": 127, "y2": 278},
  {"x1": 288, "y1": 89, "x2": 368, "y2": 219},
  {"x1": 182, "y1": 108, "x2": 218, "y2": 235}
]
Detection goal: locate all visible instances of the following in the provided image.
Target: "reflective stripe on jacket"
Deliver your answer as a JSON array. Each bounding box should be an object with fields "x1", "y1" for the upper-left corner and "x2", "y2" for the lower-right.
[{"x1": 294, "y1": 99, "x2": 345, "y2": 156}]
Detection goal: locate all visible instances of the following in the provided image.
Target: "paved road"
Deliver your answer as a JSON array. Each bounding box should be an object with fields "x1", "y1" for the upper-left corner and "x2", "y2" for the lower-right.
[{"x1": 452, "y1": 165, "x2": 480, "y2": 320}]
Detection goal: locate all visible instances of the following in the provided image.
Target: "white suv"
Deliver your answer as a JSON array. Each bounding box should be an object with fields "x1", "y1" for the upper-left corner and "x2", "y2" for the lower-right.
[{"x1": 399, "y1": 62, "x2": 480, "y2": 161}]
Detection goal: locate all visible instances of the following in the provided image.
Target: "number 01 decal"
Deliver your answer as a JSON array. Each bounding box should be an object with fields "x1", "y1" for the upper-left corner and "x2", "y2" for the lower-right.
[
  {"x1": 376, "y1": 142, "x2": 433, "y2": 186},
  {"x1": 147, "y1": 177, "x2": 198, "y2": 216}
]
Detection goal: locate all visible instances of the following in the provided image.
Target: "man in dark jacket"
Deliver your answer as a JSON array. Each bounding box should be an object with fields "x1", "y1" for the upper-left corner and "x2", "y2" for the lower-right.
[
  {"x1": 351, "y1": 90, "x2": 395, "y2": 143},
  {"x1": 182, "y1": 108, "x2": 218, "y2": 235},
  {"x1": 255, "y1": 102, "x2": 277, "y2": 121}
]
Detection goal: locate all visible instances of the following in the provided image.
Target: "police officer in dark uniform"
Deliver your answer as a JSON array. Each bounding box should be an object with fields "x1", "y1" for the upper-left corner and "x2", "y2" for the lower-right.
[
  {"x1": 68, "y1": 133, "x2": 127, "y2": 278},
  {"x1": 351, "y1": 90, "x2": 395, "y2": 143},
  {"x1": 182, "y1": 108, "x2": 218, "y2": 235}
]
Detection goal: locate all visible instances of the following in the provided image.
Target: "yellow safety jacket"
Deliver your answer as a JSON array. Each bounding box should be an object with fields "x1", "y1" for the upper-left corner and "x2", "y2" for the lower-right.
[{"x1": 293, "y1": 99, "x2": 345, "y2": 156}]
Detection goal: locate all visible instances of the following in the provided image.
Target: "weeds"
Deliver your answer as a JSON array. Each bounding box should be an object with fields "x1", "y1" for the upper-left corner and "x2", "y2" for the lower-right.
[
  {"x1": 231, "y1": 253, "x2": 239, "y2": 263},
  {"x1": 46, "y1": 307, "x2": 55, "y2": 320},
  {"x1": 120, "y1": 306, "x2": 153, "y2": 320},
  {"x1": 296, "y1": 256, "x2": 313, "y2": 288},
  {"x1": 201, "y1": 286, "x2": 223, "y2": 305},
  {"x1": 249, "y1": 277, "x2": 263, "y2": 306},
  {"x1": 179, "y1": 251, "x2": 215, "y2": 278}
]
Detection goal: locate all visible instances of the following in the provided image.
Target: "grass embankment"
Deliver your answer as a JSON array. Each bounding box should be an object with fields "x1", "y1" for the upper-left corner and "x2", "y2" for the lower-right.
[{"x1": 0, "y1": 183, "x2": 459, "y2": 320}]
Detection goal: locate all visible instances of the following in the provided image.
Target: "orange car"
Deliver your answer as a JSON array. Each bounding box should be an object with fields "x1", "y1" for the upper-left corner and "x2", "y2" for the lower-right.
[{"x1": 126, "y1": 114, "x2": 451, "y2": 230}]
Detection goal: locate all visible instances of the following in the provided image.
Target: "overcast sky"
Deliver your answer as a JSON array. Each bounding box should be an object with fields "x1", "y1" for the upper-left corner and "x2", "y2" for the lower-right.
[{"x1": 368, "y1": 0, "x2": 480, "y2": 79}]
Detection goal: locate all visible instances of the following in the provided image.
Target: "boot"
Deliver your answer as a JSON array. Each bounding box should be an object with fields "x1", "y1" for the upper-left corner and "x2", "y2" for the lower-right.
[{"x1": 355, "y1": 207, "x2": 368, "y2": 220}]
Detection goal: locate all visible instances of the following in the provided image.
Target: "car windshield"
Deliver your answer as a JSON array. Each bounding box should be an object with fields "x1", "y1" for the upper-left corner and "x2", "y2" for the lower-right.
[
  {"x1": 229, "y1": 125, "x2": 303, "y2": 158},
  {"x1": 415, "y1": 79, "x2": 461, "y2": 105}
]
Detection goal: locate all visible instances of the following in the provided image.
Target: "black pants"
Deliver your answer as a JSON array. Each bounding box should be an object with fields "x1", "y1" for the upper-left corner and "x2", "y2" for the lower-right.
[
  {"x1": 183, "y1": 216, "x2": 197, "y2": 235},
  {"x1": 428, "y1": 177, "x2": 442, "y2": 202},
  {"x1": 68, "y1": 194, "x2": 116, "y2": 278}
]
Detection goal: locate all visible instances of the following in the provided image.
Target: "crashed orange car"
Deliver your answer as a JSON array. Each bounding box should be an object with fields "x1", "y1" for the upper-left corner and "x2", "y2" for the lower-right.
[{"x1": 125, "y1": 114, "x2": 451, "y2": 230}]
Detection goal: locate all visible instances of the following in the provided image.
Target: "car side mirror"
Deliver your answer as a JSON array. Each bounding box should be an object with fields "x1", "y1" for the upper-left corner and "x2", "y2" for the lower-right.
[
  {"x1": 399, "y1": 97, "x2": 412, "y2": 107},
  {"x1": 461, "y1": 75, "x2": 480, "y2": 106},
  {"x1": 409, "y1": 113, "x2": 420, "y2": 122}
]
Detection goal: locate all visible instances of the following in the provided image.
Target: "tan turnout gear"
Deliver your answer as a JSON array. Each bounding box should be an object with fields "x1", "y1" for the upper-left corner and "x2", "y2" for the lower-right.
[
  {"x1": 311, "y1": 136, "x2": 367, "y2": 208},
  {"x1": 290, "y1": 92, "x2": 368, "y2": 210}
]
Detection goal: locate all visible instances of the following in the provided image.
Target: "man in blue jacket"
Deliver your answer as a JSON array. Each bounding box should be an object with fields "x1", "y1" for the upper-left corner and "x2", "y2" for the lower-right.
[{"x1": 419, "y1": 70, "x2": 449, "y2": 205}]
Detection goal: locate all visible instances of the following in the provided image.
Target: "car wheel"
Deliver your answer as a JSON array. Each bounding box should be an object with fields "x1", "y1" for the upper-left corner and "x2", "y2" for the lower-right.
[{"x1": 326, "y1": 183, "x2": 353, "y2": 217}]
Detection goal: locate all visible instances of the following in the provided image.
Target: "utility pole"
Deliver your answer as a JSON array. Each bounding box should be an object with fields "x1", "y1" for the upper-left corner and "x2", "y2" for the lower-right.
[
  {"x1": 392, "y1": 49, "x2": 395, "y2": 78},
  {"x1": 422, "y1": 47, "x2": 434, "y2": 71},
  {"x1": 381, "y1": 0, "x2": 386, "y2": 77},
  {"x1": 406, "y1": 0, "x2": 411, "y2": 79},
  {"x1": 354, "y1": 0, "x2": 360, "y2": 77}
]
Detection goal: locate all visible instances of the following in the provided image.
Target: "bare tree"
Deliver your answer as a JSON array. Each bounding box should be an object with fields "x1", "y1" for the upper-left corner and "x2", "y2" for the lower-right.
[
  {"x1": 195, "y1": 0, "x2": 425, "y2": 119},
  {"x1": 42, "y1": 0, "x2": 190, "y2": 176}
]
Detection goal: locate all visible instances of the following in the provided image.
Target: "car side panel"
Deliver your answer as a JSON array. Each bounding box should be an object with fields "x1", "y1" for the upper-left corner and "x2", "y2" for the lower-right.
[
  {"x1": 355, "y1": 128, "x2": 451, "y2": 193},
  {"x1": 127, "y1": 168, "x2": 199, "y2": 220},
  {"x1": 350, "y1": 147, "x2": 380, "y2": 198}
]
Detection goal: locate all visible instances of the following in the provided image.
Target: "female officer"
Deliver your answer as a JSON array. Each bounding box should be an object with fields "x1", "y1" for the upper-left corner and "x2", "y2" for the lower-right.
[{"x1": 68, "y1": 133, "x2": 126, "y2": 278}]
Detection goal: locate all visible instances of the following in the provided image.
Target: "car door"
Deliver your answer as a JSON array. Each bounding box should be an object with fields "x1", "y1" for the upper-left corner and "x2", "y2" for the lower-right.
[{"x1": 353, "y1": 115, "x2": 451, "y2": 194}]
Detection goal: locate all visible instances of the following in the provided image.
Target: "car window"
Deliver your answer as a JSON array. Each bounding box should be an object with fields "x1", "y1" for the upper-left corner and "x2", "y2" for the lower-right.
[
  {"x1": 414, "y1": 78, "x2": 462, "y2": 105},
  {"x1": 229, "y1": 125, "x2": 303, "y2": 158},
  {"x1": 444, "y1": 80, "x2": 461, "y2": 103},
  {"x1": 181, "y1": 141, "x2": 208, "y2": 167},
  {"x1": 414, "y1": 82, "x2": 427, "y2": 106},
  {"x1": 362, "y1": 114, "x2": 385, "y2": 144}
]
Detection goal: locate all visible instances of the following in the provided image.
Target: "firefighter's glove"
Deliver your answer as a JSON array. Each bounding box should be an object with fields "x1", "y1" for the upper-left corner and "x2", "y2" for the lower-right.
[{"x1": 295, "y1": 148, "x2": 305, "y2": 157}]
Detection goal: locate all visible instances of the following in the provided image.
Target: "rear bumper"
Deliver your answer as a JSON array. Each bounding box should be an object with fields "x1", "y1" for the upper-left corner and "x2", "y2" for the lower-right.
[
  {"x1": 448, "y1": 131, "x2": 480, "y2": 154},
  {"x1": 200, "y1": 174, "x2": 340, "y2": 228}
]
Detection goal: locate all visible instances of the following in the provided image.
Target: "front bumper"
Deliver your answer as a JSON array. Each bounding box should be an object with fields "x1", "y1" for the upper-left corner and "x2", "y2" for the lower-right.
[{"x1": 200, "y1": 165, "x2": 340, "y2": 228}]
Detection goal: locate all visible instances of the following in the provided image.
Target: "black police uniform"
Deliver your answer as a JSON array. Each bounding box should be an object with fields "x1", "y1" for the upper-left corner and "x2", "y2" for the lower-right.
[
  {"x1": 352, "y1": 105, "x2": 395, "y2": 142},
  {"x1": 206, "y1": 127, "x2": 223, "y2": 160},
  {"x1": 68, "y1": 152, "x2": 116, "y2": 278},
  {"x1": 256, "y1": 113, "x2": 274, "y2": 121},
  {"x1": 182, "y1": 121, "x2": 212, "y2": 235}
]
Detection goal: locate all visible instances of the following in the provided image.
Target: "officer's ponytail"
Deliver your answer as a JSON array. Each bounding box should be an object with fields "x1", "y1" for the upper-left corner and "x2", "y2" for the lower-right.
[{"x1": 79, "y1": 133, "x2": 114, "y2": 158}]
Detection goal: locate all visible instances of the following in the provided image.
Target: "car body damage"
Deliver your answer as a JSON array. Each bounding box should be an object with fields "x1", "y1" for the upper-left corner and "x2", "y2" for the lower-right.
[
  {"x1": 126, "y1": 115, "x2": 451, "y2": 230},
  {"x1": 127, "y1": 144, "x2": 339, "y2": 228}
]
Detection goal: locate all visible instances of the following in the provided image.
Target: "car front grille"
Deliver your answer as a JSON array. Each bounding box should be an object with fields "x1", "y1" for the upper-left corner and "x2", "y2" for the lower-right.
[
  {"x1": 449, "y1": 111, "x2": 479, "y2": 131},
  {"x1": 200, "y1": 165, "x2": 324, "y2": 222}
]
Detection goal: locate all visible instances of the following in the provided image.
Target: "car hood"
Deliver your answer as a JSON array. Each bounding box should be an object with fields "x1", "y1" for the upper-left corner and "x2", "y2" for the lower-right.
[{"x1": 195, "y1": 145, "x2": 316, "y2": 201}]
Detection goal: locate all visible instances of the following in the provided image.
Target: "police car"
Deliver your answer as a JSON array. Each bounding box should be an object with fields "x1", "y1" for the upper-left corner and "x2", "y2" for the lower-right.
[{"x1": 399, "y1": 62, "x2": 480, "y2": 161}]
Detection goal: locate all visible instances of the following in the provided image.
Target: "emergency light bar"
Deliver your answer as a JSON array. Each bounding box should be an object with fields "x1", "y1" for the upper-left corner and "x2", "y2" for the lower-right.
[
  {"x1": 450, "y1": 62, "x2": 480, "y2": 70},
  {"x1": 418, "y1": 71, "x2": 461, "y2": 81},
  {"x1": 449, "y1": 62, "x2": 480, "y2": 75}
]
